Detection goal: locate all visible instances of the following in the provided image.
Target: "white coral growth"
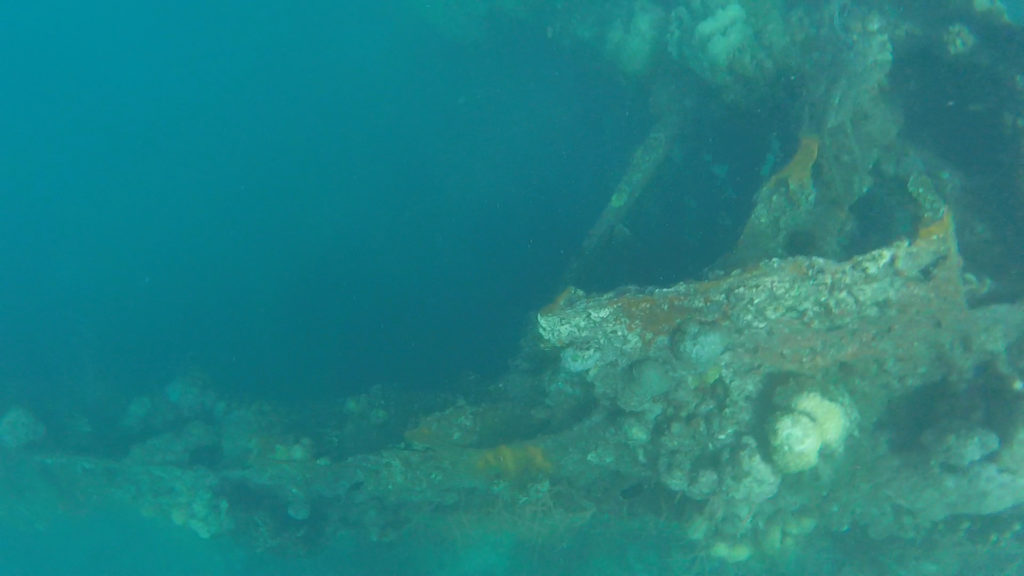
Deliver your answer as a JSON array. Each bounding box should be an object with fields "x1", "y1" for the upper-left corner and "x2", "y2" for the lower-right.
[
  {"x1": 770, "y1": 392, "x2": 849, "y2": 473},
  {"x1": 693, "y1": 3, "x2": 751, "y2": 69}
]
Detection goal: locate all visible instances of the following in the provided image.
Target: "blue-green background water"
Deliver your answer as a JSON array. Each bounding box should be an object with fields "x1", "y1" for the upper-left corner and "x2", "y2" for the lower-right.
[
  {"x1": 5, "y1": 4, "x2": 734, "y2": 569},
  {"x1": 2, "y1": 5, "x2": 653, "y2": 570},
  {"x1": 9, "y1": 2, "x2": 1021, "y2": 575},
  {"x1": 1, "y1": 3, "x2": 647, "y2": 408}
]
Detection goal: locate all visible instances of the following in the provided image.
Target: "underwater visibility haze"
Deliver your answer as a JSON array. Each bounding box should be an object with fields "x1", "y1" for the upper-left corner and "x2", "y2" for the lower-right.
[
  {"x1": 2, "y1": 1, "x2": 1024, "y2": 575},
  {"x1": 1, "y1": 2, "x2": 633, "y2": 403}
]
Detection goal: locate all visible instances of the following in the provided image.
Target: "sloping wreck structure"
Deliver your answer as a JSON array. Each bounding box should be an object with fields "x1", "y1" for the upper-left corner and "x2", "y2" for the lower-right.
[{"x1": 4, "y1": 1, "x2": 1024, "y2": 574}]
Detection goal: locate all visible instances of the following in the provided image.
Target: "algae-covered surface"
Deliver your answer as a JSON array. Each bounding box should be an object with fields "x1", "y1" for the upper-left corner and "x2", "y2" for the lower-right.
[{"x1": 2, "y1": 1, "x2": 1024, "y2": 575}]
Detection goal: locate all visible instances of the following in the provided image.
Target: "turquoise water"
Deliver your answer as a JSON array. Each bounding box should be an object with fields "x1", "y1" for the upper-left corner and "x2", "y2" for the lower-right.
[
  {"x1": 1007, "y1": 0, "x2": 1024, "y2": 24},
  {"x1": 2, "y1": 1, "x2": 1024, "y2": 575},
  {"x1": 0, "y1": 2, "x2": 635, "y2": 402}
]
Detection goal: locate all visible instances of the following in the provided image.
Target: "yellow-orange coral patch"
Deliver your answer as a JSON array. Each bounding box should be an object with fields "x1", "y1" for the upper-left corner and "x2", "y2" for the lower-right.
[
  {"x1": 916, "y1": 210, "x2": 954, "y2": 242},
  {"x1": 768, "y1": 135, "x2": 820, "y2": 190},
  {"x1": 476, "y1": 443, "x2": 552, "y2": 480}
]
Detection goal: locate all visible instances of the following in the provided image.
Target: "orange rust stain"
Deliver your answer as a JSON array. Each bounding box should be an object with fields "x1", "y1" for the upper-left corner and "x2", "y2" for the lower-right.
[
  {"x1": 768, "y1": 135, "x2": 820, "y2": 190},
  {"x1": 476, "y1": 443, "x2": 552, "y2": 480},
  {"x1": 540, "y1": 286, "x2": 576, "y2": 316},
  {"x1": 617, "y1": 294, "x2": 692, "y2": 339},
  {"x1": 916, "y1": 210, "x2": 954, "y2": 242}
]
